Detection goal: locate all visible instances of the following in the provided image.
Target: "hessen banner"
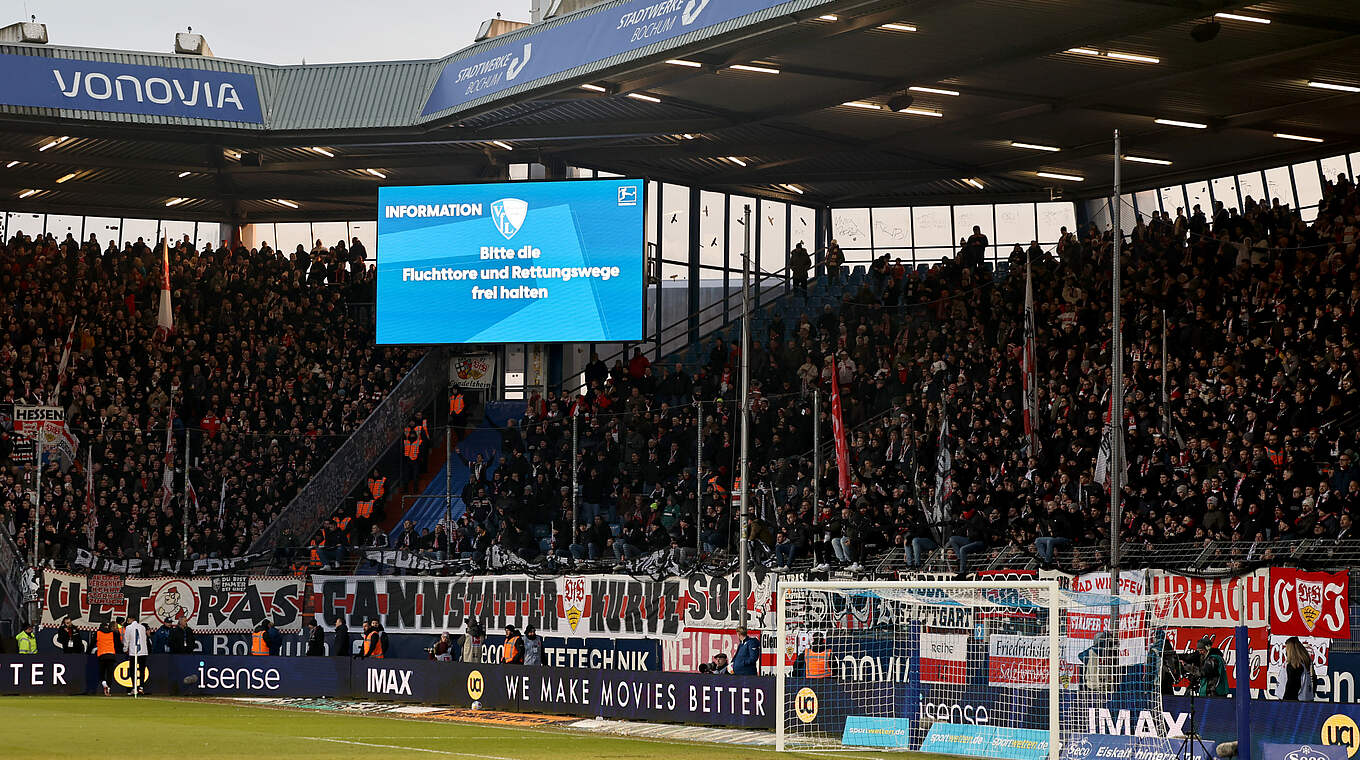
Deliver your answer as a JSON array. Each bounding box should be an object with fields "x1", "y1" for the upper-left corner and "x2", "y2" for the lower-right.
[
  {"x1": 43, "y1": 570, "x2": 304, "y2": 632},
  {"x1": 1272, "y1": 569, "x2": 1350, "y2": 639},
  {"x1": 421, "y1": 0, "x2": 831, "y2": 116},
  {"x1": 0, "y1": 54, "x2": 263, "y2": 122}
]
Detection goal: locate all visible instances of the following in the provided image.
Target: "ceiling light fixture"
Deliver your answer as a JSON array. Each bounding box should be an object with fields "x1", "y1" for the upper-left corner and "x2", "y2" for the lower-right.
[
  {"x1": 19, "y1": 189, "x2": 37, "y2": 198},
  {"x1": 680, "y1": 133, "x2": 696, "y2": 140},
  {"x1": 1066, "y1": 47, "x2": 1100, "y2": 56},
  {"x1": 1036, "y1": 171, "x2": 1084, "y2": 182},
  {"x1": 965, "y1": 178, "x2": 984, "y2": 190},
  {"x1": 492, "y1": 140, "x2": 514, "y2": 150},
  {"x1": 1011, "y1": 140, "x2": 1061, "y2": 152},
  {"x1": 38, "y1": 136, "x2": 69, "y2": 152},
  {"x1": 1308, "y1": 81, "x2": 1360, "y2": 93},
  {"x1": 665, "y1": 59, "x2": 701, "y2": 67},
  {"x1": 178, "y1": 170, "x2": 192, "y2": 178},
  {"x1": 55, "y1": 172, "x2": 77, "y2": 184},
  {"x1": 909, "y1": 86, "x2": 960, "y2": 96},
  {"x1": 6, "y1": 161, "x2": 18, "y2": 168},
  {"x1": 730, "y1": 64, "x2": 780, "y2": 74},
  {"x1": 816, "y1": 14, "x2": 838, "y2": 21},
  {"x1": 880, "y1": 23, "x2": 916, "y2": 32},
  {"x1": 273, "y1": 198, "x2": 299, "y2": 208},
  {"x1": 1215, "y1": 12, "x2": 1270, "y2": 23},
  {"x1": 727, "y1": 156, "x2": 748, "y2": 167},
  {"x1": 366, "y1": 168, "x2": 387, "y2": 178},
  {"x1": 165, "y1": 197, "x2": 186, "y2": 207},
  {"x1": 1154, "y1": 118, "x2": 1208, "y2": 129},
  {"x1": 900, "y1": 107, "x2": 943, "y2": 117},
  {"x1": 626, "y1": 92, "x2": 661, "y2": 103},
  {"x1": 1123, "y1": 155, "x2": 1173, "y2": 165},
  {"x1": 579, "y1": 83, "x2": 607, "y2": 92},
  {"x1": 1274, "y1": 132, "x2": 1323, "y2": 143},
  {"x1": 843, "y1": 101, "x2": 882, "y2": 110},
  {"x1": 1106, "y1": 51, "x2": 1160, "y2": 63},
  {"x1": 783, "y1": 184, "x2": 804, "y2": 194},
  {"x1": 309, "y1": 147, "x2": 335, "y2": 157}
]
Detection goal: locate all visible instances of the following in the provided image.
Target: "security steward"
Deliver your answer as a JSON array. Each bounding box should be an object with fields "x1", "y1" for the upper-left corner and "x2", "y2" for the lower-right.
[
  {"x1": 250, "y1": 621, "x2": 270, "y2": 656},
  {"x1": 502, "y1": 624, "x2": 525, "y2": 664},
  {"x1": 362, "y1": 621, "x2": 386, "y2": 659},
  {"x1": 92, "y1": 620, "x2": 122, "y2": 695},
  {"x1": 798, "y1": 633, "x2": 832, "y2": 679}
]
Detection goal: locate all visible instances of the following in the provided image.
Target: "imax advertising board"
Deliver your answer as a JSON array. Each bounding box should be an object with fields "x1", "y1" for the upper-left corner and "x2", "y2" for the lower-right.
[{"x1": 376, "y1": 179, "x2": 645, "y2": 344}]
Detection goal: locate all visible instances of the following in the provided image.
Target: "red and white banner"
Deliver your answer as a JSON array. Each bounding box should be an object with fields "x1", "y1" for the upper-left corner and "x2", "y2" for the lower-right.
[
  {"x1": 42, "y1": 569, "x2": 305, "y2": 632},
  {"x1": 988, "y1": 634, "x2": 1050, "y2": 689},
  {"x1": 1266, "y1": 633, "x2": 1329, "y2": 696},
  {"x1": 1066, "y1": 571, "x2": 1149, "y2": 665},
  {"x1": 662, "y1": 629, "x2": 741, "y2": 672},
  {"x1": 1147, "y1": 569, "x2": 1270, "y2": 628},
  {"x1": 829, "y1": 365, "x2": 851, "y2": 504},
  {"x1": 921, "y1": 632, "x2": 969, "y2": 684},
  {"x1": 1271, "y1": 568, "x2": 1350, "y2": 639}
]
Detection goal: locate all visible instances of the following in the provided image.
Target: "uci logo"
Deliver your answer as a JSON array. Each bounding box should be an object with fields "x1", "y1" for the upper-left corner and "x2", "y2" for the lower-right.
[
  {"x1": 467, "y1": 670, "x2": 485, "y2": 700},
  {"x1": 113, "y1": 660, "x2": 150, "y2": 688},
  {"x1": 1323, "y1": 715, "x2": 1360, "y2": 758},
  {"x1": 794, "y1": 687, "x2": 819, "y2": 724}
]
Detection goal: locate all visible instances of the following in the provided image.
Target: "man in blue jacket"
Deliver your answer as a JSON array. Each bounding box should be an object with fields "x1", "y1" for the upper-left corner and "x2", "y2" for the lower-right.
[{"x1": 728, "y1": 626, "x2": 762, "y2": 675}]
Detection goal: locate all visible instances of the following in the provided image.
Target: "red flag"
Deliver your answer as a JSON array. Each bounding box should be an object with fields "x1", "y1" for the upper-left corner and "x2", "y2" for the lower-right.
[
  {"x1": 49, "y1": 317, "x2": 78, "y2": 404},
  {"x1": 160, "y1": 408, "x2": 175, "y2": 512},
  {"x1": 84, "y1": 448, "x2": 97, "y2": 548},
  {"x1": 156, "y1": 238, "x2": 174, "y2": 338},
  {"x1": 1022, "y1": 256, "x2": 1039, "y2": 454},
  {"x1": 829, "y1": 361, "x2": 851, "y2": 505}
]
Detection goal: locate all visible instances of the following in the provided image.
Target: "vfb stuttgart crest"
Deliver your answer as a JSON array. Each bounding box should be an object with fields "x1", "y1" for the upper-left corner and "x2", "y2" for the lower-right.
[
  {"x1": 562, "y1": 576, "x2": 587, "y2": 633},
  {"x1": 1298, "y1": 580, "x2": 1324, "y2": 631},
  {"x1": 490, "y1": 198, "x2": 528, "y2": 240}
]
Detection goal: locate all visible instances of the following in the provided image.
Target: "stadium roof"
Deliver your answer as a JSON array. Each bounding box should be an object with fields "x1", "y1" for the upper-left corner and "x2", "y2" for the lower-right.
[{"x1": 0, "y1": 0, "x2": 1356, "y2": 221}]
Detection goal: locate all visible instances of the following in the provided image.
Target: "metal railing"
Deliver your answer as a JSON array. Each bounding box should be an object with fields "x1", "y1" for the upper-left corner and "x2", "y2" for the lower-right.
[{"x1": 248, "y1": 347, "x2": 449, "y2": 555}]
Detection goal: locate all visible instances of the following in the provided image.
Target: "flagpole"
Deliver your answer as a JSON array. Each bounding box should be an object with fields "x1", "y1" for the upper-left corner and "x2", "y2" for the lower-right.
[
  {"x1": 738, "y1": 203, "x2": 751, "y2": 630},
  {"x1": 1161, "y1": 308, "x2": 1169, "y2": 439},
  {"x1": 1109, "y1": 130, "x2": 1124, "y2": 633},
  {"x1": 182, "y1": 427, "x2": 190, "y2": 557}
]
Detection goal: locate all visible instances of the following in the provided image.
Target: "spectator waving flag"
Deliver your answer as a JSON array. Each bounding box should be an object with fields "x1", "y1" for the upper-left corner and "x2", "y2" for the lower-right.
[
  {"x1": 932, "y1": 407, "x2": 953, "y2": 527},
  {"x1": 155, "y1": 237, "x2": 174, "y2": 339},
  {"x1": 1094, "y1": 423, "x2": 1112, "y2": 488},
  {"x1": 160, "y1": 408, "x2": 176, "y2": 512},
  {"x1": 48, "y1": 317, "x2": 78, "y2": 405},
  {"x1": 84, "y1": 447, "x2": 96, "y2": 548},
  {"x1": 828, "y1": 362, "x2": 851, "y2": 505},
  {"x1": 1022, "y1": 257, "x2": 1039, "y2": 454},
  {"x1": 218, "y1": 478, "x2": 227, "y2": 529}
]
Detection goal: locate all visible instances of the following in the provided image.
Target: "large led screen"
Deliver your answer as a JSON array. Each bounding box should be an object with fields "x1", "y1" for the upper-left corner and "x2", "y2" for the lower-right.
[{"x1": 376, "y1": 178, "x2": 645, "y2": 344}]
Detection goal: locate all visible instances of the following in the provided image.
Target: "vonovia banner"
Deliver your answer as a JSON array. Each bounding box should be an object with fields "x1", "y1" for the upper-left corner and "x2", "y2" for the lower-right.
[{"x1": 42, "y1": 570, "x2": 304, "y2": 632}]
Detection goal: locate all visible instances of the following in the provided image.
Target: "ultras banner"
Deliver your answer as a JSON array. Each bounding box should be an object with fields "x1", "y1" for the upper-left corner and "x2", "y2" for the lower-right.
[
  {"x1": 42, "y1": 570, "x2": 305, "y2": 632},
  {"x1": 311, "y1": 571, "x2": 778, "y2": 639}
]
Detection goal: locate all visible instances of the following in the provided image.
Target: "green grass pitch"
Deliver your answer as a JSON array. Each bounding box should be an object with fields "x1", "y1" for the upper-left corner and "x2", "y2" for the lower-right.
[{"x1": 0, "y1": 697, "x2": 932, "y2": 759}]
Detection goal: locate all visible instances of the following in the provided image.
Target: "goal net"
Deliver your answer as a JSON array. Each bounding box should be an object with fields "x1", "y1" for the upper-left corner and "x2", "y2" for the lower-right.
[{"x1": 776, "y1": 580, "x2": 1176, "y2": 760}]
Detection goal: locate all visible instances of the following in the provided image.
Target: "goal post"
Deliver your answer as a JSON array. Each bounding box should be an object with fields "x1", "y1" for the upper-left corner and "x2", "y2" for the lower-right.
[{"x1": 775, "y1": 579, "x2": 1174, "y2": 760}]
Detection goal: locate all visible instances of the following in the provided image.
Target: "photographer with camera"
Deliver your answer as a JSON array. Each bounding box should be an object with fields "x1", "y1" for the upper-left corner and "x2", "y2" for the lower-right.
[
  {"x1": 461, "y1": 621, "x2": 486, "y2": 663},
  {"x1": 1194, "y1": 635, "x2": 1229, "y2": 697},
  {"x1": 698, "y1": 652, "x2": 729, "y2": 674}
]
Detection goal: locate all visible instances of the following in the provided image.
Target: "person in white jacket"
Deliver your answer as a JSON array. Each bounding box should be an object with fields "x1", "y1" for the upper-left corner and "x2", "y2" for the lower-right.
[{"x1": 122, "y1": 617, "x2": 149, "y2": 696}]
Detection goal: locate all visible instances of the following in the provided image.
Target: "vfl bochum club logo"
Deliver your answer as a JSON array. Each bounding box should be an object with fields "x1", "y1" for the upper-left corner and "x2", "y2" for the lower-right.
[{"x1": 491, "y1": 198, "x2": 528, "y2": 240}]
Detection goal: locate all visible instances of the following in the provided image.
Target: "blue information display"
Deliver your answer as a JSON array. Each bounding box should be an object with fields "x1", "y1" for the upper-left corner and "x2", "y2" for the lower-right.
[
  {"x1": 376, "y1": 179, "x2": 646, "y2": 344},
  {"x1": 0, "y1": 53, "x2": 262, "y2": 123}
]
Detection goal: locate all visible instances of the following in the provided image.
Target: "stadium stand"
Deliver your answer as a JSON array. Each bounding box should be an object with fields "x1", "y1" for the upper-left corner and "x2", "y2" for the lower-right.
[{"x1": 0, "y1": 233, "x2": 419, "y2": 563}]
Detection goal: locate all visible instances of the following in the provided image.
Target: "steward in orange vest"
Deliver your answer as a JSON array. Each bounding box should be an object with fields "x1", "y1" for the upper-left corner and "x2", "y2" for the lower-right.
[
  {"x1": 501, "y1": 626, "x2": 524, "y2": 664},
  {"x1": 363, "y1": 623, "x2": 385, "y2": 659}
]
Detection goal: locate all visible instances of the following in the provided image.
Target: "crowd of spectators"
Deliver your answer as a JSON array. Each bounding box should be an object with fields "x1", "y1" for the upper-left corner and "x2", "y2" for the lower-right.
[
  {"x1": 438, "y1": 171, "x2": 1360, "y2": 574},
  {"x1": 0, "y1": 232, "x2": 419, "y2": 563}
]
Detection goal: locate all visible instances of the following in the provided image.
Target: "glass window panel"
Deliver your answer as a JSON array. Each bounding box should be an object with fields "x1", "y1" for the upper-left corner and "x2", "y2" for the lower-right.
[
  {"x1": 274, "y1": 222, "x2": 311, "y2": 254},
  {"x1": 348, "y1": 221, "x2": 376, "y2": 261},
  {"x1": 1211, "y1": 177, "x2": 1239, "y2": 211},
  {"x1": 911, "y1": 206, "x2": 952, "y2": 249},
  {"x1": 6, "y1": 212, "x2": 42, "y2": 241},
  {"x1": 953, "y1": 204, "x2": 994, "y2": 249},
  {"x1": 1264, "y1": 166, "x2": 1293, "y2": 208},
  {"x1": 1237, "y1": 171, "x2": 1265, "y2": 207},
  {"x1": 1085, "y1": 199, "x2": 1111, "y2": 234},
  {"x1": 1133, "y1": 189, "x2": 1159, "y2": 220},
  {"x1": 1184, "y1": 182, "x2": 1211, "y2": 215},
  {"x1": 698, "y1": 191, "x2": 725, "y2": 269},
  {"x1": 120, "y1": 218, "x2": 158, "y2": 249},
  {"x1": 831, "y1": 208, "x2": 870, "y2": 250},
  {"x1": 728, "y1": 195, "x2": 755, "y2": 282},
  {"x1": 1159, "y1": 186, "x2": 1186, "y2": 216},
  {"x1": 508, "y1": 164, "x2": 530, "y2": 180},
  {"x1": 789, "y1": 205, "x2": 814, "y2": 252},
  {"x1": 1320, "y1": 155, "x2": 1349, "y2": 186},
  {"x1": 194, "y1": 222, "x2": 221, "y2": 252},
  {"x1": 1036, "y1": 202, "x2": 1076, "y2": 243},
  {"x1": 162, "y1": 220, "x2": 195, "y2": 248},
  {"x1": 1301, "y1": 206, "x2": 1319, "y2": 223},
  {"x1": 46, "y1": 214, "x2": 83, "y2": 240},
  {"x1": 312, "y1": 222, "x2": 348, "y2": 251},
  {"x1": 1116, "y1": 194, "x2": 1135, "y2": 230},
  {"x1": 758, "y1": 198, "x2": 787, "y2": 274},
  {"x1": 1291, "y1": 161, "x2": 1323, "y2": 210},
  {"x1": 597, "y1": 170, "x2": 622, "y2": 178},
  {"x1": 995, "y1": 203, "x2": 1037, "y2": 250},
  {"x1": 84, "y1": 216, "x2": 121, "y2": 247},
  {"x1": 646, "y1": 180, "x2": 660, "y2": 250},
  {"x1": 661, "y1": 183, "x2": 689, "y2": 266},
  {"x1": 872, "y1": 207, "x2": 912, "y2": 249}
]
